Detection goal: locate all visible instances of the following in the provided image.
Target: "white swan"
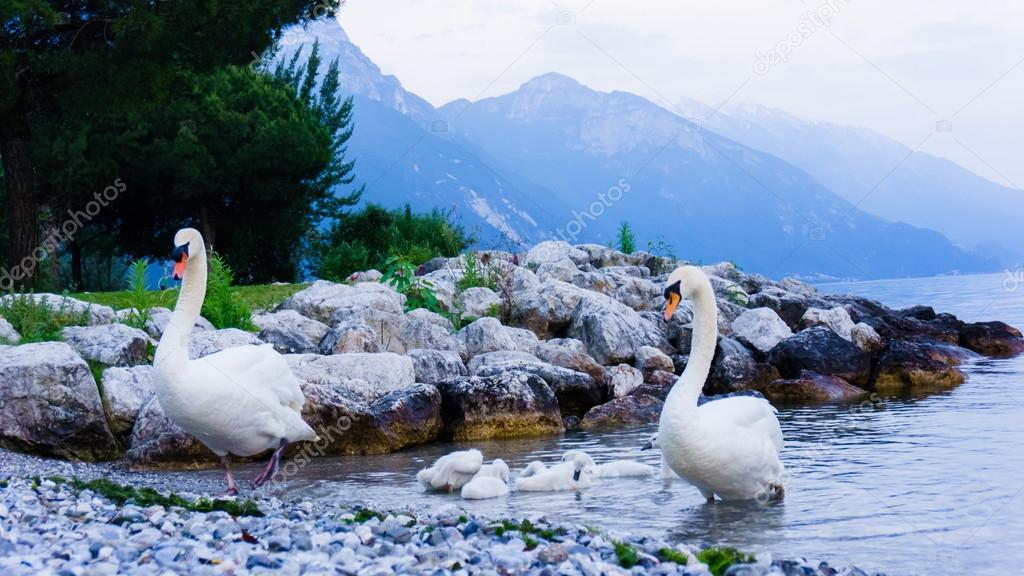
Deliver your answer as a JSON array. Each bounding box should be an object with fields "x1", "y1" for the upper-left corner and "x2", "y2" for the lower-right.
[
  {"x1": 519, "y1": 461, "x2": 548, "y2": 478},
  {"x1": 152, "y1": 228, "x2": 317, "y2": 495},
  {"x1": 659, "y1": 266, "x2": 785, "y2": 502},
  {"x1": 560, "y1": 450, "x2": 654, "y2": 478},
  {"x1": 416, "y1": 449, "x2": 483, "y2": 492},
  {"x1": 461, "y1": 459, "x2": 510, "y2": 500},
  {"x1": 515, "y1": 452, "x2": 596, "y2": 491},
  {"x1": 641, "y1": 434, "x2": 680, "y2": 481}
]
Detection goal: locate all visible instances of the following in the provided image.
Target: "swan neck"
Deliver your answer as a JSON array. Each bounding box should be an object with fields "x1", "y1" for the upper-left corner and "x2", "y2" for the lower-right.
[
  {"x1": 667, "y1": 278, "x2": 718, "y2": 409},
  {"x1": 155, "y1": 243, "x2": 207, "y2": 366}
]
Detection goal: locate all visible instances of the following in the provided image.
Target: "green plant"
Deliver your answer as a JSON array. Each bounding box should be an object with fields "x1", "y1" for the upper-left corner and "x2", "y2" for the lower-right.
[
  {"x1": 65, "y1": 477, "x2": 261, "y2": 517},
  {"x1": 382, "y1": 256, "x2": 445, "y2": 316},
  {"x1": 122, "y1": 258, "x2": 153, "y2": 330},
  {"x1": 202, "y1": 253, "x2": 256, "y2": 331},
  {"x1": 696, "y1": 547, "x2": 756, "y2": 576},
  {"x1": 456, "y1": 252, "x2": 499, "y2": 292},
  {"x1": 523, "y1": 534, "x2": 539, "y2": 550},
  {"x1": 617, "y1": 221, "x2": 636, "y2": 254},
  {"x1": 0, "y1": 293, "x2": 90, "y2": 343},
  {"x1": 614, "y1": 541, "x2": 639, "y2": 568},
  {"x1": 657, "y1": 547, "x2": 689, "y2": 565}
]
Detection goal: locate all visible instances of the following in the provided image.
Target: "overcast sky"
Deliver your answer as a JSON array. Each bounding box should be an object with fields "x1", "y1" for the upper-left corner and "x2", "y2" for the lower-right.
[{"x1": 340, "y1": 1, "x2": 1024, "y2": 188}]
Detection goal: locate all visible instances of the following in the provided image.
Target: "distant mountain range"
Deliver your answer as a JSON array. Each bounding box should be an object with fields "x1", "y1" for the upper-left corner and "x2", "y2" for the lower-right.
[{"x1": 281, "y1": 20, "x2": 1009, "y2": 280}]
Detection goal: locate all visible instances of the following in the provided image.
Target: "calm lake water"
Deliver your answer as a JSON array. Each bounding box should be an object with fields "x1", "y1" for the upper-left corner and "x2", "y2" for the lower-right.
[{"x1": 208, "y1": 272, "x2": 1024, "y2": 575}]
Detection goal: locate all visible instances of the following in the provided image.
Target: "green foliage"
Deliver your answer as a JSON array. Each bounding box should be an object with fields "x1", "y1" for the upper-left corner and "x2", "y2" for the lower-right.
[
  {"x1": 657, "y1": 547, "x2": 689, "y2": 565},
  {"x1": 614, "y1": 541, "x2": 639, "y2": 568},
  {"x1": 523, "y1": 534, "x2": 539, "y2": 550},
  {"x1": 456, "y1": 253, "x2": 499, "y2": 292},
  {"x1": 201, "y1": 254, "x2": 256, "y2": 331},
  {"x1": 346, "y1": 508, "x2": 385, "y2": 524},
  {"x1": 617, "y1": 222, "x2": 637, "y2": 254},
  {"x1": 0, "y1": 294, "x2": 90, "y2": 343},
  {"x1": 65, "y1": 477, "x2": 262, "y2": 517},
  {"x1": 696, "y1": 547, "x2": 756, "y2": 576},
  {"x1": 122, "y1": 259, "x2": 153, "y2": 330},
  {"x1": 382, "y1": 257, "x2": 444, "y2": 315},
  {"x1": 72, "y1": 283, "x2": 304, "y2": 314},
  {"x1": 314, "y1": 204, "x2": 468, "y2": 281},
  {"x1": 88, "y1": 361, "x2": 106, "y2": 395}
]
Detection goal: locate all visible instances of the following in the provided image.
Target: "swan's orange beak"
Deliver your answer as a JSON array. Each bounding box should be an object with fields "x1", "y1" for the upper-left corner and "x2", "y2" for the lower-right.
[
  {"x1": 664, "y1": 292, "x2": 680, "y2": 321},
  {"x1": 172, "y1": 256, "x2": 188, "y2": 281}
]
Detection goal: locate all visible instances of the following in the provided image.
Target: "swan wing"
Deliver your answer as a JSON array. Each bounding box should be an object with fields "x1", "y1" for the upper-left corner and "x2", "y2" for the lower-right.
[
  {"x1": 198, "y1": 344, "x2": 306, "y2": 412},
  {"x1": 430, "y1": 449, "x2": 483, "y2": 489},
  {"x1": 698, "y1": 396, "x2": 783, "y2": 451}
]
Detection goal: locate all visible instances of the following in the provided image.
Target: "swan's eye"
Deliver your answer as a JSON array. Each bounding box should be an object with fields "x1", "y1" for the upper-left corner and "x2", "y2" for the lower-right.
[
  {"x1": 171, "y1": 243, "x2": 190, "y2": 263},
  {"x1": 663, "y1": 281, "x2": 681, "y2": 300}
]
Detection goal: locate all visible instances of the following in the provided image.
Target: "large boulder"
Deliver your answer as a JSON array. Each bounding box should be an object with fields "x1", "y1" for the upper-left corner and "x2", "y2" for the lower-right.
[
  {"x1": 731, "y1": 308, "x2": 793, "y2": 354},
  {"x1": 767, "y1": 327, "x2": 871, "y2": 388},
  {"x1": 462, "y1": 317, "x2": 517, "y2": 357},
  {"x1": 510, "y1": 279, "x2": 589, "y2": 338},
  {"x1": 277, "y1": 280, "x2": 404, "y2": 323},
  {"x1": 0, "y1": 342, "x2": 118, "y2": 460},
  {"x1": 457, "y1": 287, "x2": 501, "y2": 320},
  {"x1": 0, "y1": 293, "x2": 114, "y2": 325},
  {"x1": 747, "y1": 288, "x2": 810, "y2": 330},
  {"x1": 959, "y1": 321, "x2": 1024, "y2": 357},
  {"x1": 472, "y1": 356, "x2": 602, "y2": 417},
  {"x1": 0, "y1": 318, "x2": 20, "y2": 344},
  {"x1": 706, "y1": 337, "x2": 781, "y2": 395},
  {"x1": 873, "y1": 340, "x2": 968, "y2": 395},
  {"x1": 467, "y1": 350, "x2": 544, "y2": 374},
  {"x1": 437, "y1": 371, "x2": 563, "y2": 440},
  {"x1": 613, "y1": 277, "x2": 660, "y2": 311},
  {"x1": 852, "y1": 322, "x2": 884, "y2": 352},
  {"x1": 254, "y1": 310, "x2": 329, "y2": 355},
  {"x1": 126, "y1": 396, "x2": 213, "y2": 469},
  {"x1": 286, "y1": 353, "x2": 416, "y2": 405},
  {"x1": 329, "y1": 307, "x2": 465, "y2": 358},
  {"x1": 801, "y1": 307, "x2": 857, "y2": 341},
  {"x1": 298, "y1": 383, "x2": 443, "y2": 455},
  {"x1": 634, "y1": 345, "x2": 675, "y2": 376},
  {"x1": 568, "y1": 294, "x2": 670, "y2": 365},
  {"x1": 62, "y1": 324, "x2": 151, "y2": 367},
  {"x1": 580, "y1": 394, "x2": 663, "y2": 430},
  {"x1": 407, "y1": 349, "x2": 467, "y2": 385},
  {"x1": 318, "y1": 318, "x2": 383, "y2": 355},
  {"x1": 188, "y1": 329, "x2": 264, "y2": 359},
  {"x1": 606, "y1": 364, "x2": 644, "y2": 398},
  {"x1": 756, "y1": 370, "x2": 866, "y2": 404},
  {"x1": 534, "y1": 340, "x2": 606, "y2": 386},
  {"x1": 525, "y1": 241, "x2": 589, "y2": 268},
  {"x1": 506, "y1": 327, "x2": 540, "y2": 352},
  {"x1": 101, "y1": 365, "x2": 155, "y2": 440}
]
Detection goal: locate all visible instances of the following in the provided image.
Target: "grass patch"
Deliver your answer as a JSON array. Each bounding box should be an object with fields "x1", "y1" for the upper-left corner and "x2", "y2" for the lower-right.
[
  {"x1": 346, "y1": 507, "x2": 385, "y2": 524},
  {"x1": 657, "y1": 547, "x2": 689, "y2": 565},
  {"x1": 0, "y1": 293, "x2": 91, "y2": 343},
  {"x1": 614, "y1": 540, "x2": 639, "y2": 568},
  {"x1": 0, "y1": 479, "x2": 8, "y2": 488},
  {"x1": 60, "y1": 477, "x2": 262, "y2": 517},
  {"x1": 457, "y1": 514, "x2": 468, "y2": 524},
  {"x1": 696, "y1": 547, "x2": 756, "y2": 576},
  {"x1": 72, "y1": 283, "x2": 306, "y2": 316},
  {"x1": 523, "y1": 534, "x2": 539, "y2": 551},
  {"x1": 88, "y1": 361, "x2": 106, "y2": 394}
]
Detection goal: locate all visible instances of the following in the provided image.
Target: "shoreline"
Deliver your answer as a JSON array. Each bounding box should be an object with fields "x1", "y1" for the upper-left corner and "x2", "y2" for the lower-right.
[{"x1": 0, "y1": 448, "x2": 880, "y2": 576}]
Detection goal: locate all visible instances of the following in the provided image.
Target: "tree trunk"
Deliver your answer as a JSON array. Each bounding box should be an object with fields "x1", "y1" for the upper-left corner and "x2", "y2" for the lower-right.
[
  {"x1": 2, "y1": 138, "x2": 38, "y2": 289},
  {"x1": 70, "y1": 239, "x2": 83, "y2": 291},
  {"x1": 200, "y1": 205, "x2": 216, "y2": 252}
]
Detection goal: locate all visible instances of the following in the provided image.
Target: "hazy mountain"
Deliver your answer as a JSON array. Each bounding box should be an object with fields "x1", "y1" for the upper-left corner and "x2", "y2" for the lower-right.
[
  {"x1": 279, "y1": 21, "x2": 564, "y2": 246},
  {"x1": 441, "y1": 73, "x2": 995, "y2": 279},
  {"x1": 679, "y1": 99, "x2": 1024, "y2": 264}
]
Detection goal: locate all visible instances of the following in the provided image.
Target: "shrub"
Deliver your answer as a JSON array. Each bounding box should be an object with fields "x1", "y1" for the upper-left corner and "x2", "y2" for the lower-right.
[
  {"x1": 313, "y1": 204, "x2": 468, "y2": 281},
  {"x1": 696, "y1": 547, "x2": 756, "y2": 576},
  {"x1": 201, "y1": 254, "x2": 255, "y2": 331},
  {"x1": 456, "y1": 252, "x2": 500, "y2": 292},
  {"x1": 0, "y1": 293, "x2": 91, "y2": 343},
  {"x1": 122, "y1": 258, "x2": 153, "y2": 330},
  {"x1": 382, "y1": 256, "x2": 444, "y2": 316},
  {"x1": 617, "y1": 221, "x2": 636, "y2": 254}
]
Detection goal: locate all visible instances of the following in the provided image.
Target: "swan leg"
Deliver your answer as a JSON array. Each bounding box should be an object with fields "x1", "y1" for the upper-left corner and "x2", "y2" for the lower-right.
[
  {"x1": 222, "y1": 456, "x2": 239, "y2": 497},
  {"x1": 251, "y1": 439, "x2": 289, "y2": 489}
]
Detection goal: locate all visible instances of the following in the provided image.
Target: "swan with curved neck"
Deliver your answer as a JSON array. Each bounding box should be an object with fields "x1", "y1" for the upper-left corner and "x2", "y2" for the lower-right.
[
  {"x1": 153, "y1": 228, "x2": 317, "y2": 495},
  {"x1": 658, "y1": 266, "x2": 784, "y2": 502}
]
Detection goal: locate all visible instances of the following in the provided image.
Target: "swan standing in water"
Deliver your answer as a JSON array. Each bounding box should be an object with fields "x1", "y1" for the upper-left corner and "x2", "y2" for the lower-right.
[
  {"x1": 461, "y1": 459, "x2": 511, "y2": 500},
  {"x1": 417, "y1": 449, "x2": 483, "y2": 492},
  {"x1": 515, "y1": 451, "x2": 596, "y2": 491},
  {"x1": 153, "y1": 228, "x2": 318, "y2": 495},
  {"x1": 658, "y1": 266, "x2": 784, "y2": 502},
  {"x1": 561, "y1": 450, "x2": 655, "y2": 478}
]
